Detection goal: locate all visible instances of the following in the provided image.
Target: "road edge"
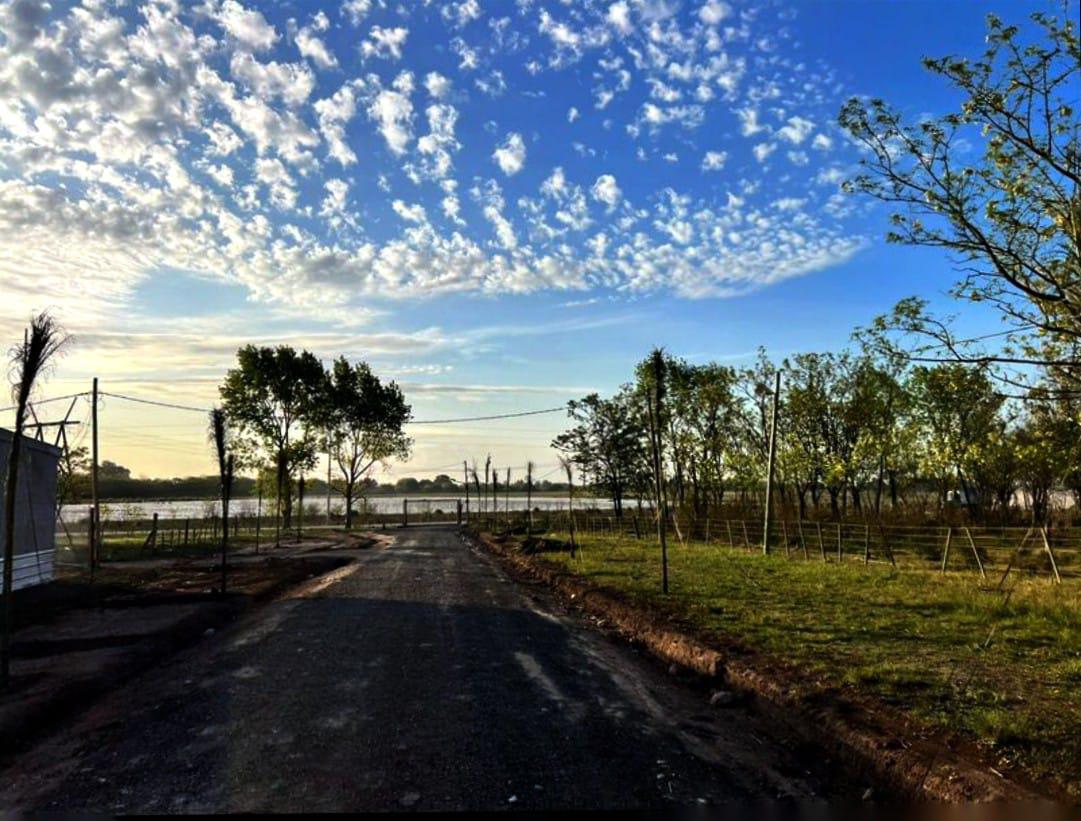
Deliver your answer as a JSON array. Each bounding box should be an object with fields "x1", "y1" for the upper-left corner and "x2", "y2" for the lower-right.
[{"x1": 469, "y1": 529, "x2": 1047, "y2": 803}]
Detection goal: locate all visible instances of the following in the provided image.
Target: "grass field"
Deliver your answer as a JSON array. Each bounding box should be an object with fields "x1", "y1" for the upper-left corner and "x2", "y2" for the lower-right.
[{"x1": 538, "y1": 531, "x2": 1081, "y2": 796}]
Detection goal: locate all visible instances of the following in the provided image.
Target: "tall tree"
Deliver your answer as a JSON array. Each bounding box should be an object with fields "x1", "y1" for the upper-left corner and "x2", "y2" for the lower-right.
[
  {"x1": 219, "y1": 345, "x2": 326, "y2": 535},
  {"x1": 326, "y1": 357, "x2": 411, "y2": 528},
  {"x1": 552, "y1": 390, "x2": 647, "y2": 519},
  {"x1": 841, "y1": 10, "x2": 1081, "y2": 384}
]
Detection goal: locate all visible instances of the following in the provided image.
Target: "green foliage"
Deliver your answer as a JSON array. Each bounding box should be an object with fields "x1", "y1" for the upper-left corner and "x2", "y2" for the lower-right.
[
  {"x1": 840, "y1": 9, "x2": 1081, "y2": 371},
  {"x1": 325, "y1": 356, "x2": 412, "y2": 526},
  {"x1": 219, "y1": 344, "x2": 328, "y2": 528}
]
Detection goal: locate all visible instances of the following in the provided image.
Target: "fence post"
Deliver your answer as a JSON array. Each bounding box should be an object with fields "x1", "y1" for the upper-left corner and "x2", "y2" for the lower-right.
[
  {"x1": 836, "y1": 523, "x2": 843, "y2": 561},
  {"x1": 761, "y1": 371, "x2": 781, "y2": 554},
  {"x1": 940, "y1": 527, "x2": 953, "y2": 574},
  {"x1": 863, "y1": 524, "x2": 871, "y2": 565},
  {"x1": 456, "y1": 499, "x2": 462, "y2": 526},
  {"x1": 1041, "y1": 527, "x2": 1062, "y2": 584},
  {"x1": 963, "y1": 527, "x2": 986, "y2": 580},
  {"x1": 816, "y1": 522, "x2": 826, "y2": 561},
  {"x1": 87, "y1": 506, "x2": 95, "y2": 577},
  {"x1": 781, "y1": 520, "x2": 790, "y2": 556},
  {"x1": 797, "y1": 519, "x2": 809, "y2": 559},
  {"x1": 402, "y1": 498, "x2": 408, "y2": 528}
]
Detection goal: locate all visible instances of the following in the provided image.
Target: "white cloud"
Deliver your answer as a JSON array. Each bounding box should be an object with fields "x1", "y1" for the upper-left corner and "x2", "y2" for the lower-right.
[
  {"x1": 590, "y1": 174, "x2": 621, "y2": 210},
  {"x1": 701, "y1": 150, "x2": 727, "y2": 171},
  {"x1": 214, "y1": 1, "x2": 278, "y2": 51},
  {"x1": 296, "y1": 24, "x2": 338, "y2": 69},
  {"x1": 315, "y1": 81, "x2": 360, "y2": 165},
  {"x1": 320, "y1": 178, "x2": 349, "y2": 217},
  {"x1": 753, "y1": 142, "x2": 777, "y2": 162},
  {"x1": 567, "y1": 106, "x2": 580, "y2": 123},
  {"x1": 777, "y1": 115, "x2": 815, "y2": 145},
  {"x1": 392, "y1": 199, "x2": 427, "y2": 223},
  {"x1": 698, "y1": 1, "x2": 731, "y2": 25},
  {"x1": 606, "y1": 2, "x2": 633, "y2": 34},
  {"x1": 812, "y1": 133, "x2": 833, "y2": 151},
  {"x1": 361, "y1": 25, "x2": 409, "y2": 60},
  {"x1": 493, "y1": 132, "x2": 526, "y2": 176},
  {"x1": 230, "y1": 53, "x2": 314, "y2": 106},
  {"x1": 424, "y1": 71, "x2": 451, "y2": 99},
  {"x1": 367, "y1": 80, "x2": 414, "y2": 154},
  {"x1": 341, "y1": 0, "x2": 373, "y2": 25}
]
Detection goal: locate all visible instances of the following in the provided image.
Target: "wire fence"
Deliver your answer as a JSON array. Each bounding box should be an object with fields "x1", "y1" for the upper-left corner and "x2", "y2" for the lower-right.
[{"x1": 469, "y1": 508, "x2": 1079, "y2": 584}]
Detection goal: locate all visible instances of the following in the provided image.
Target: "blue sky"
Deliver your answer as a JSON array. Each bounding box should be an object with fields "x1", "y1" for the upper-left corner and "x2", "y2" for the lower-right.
[{"x1": 0, "y1": 0, "x2": 1041, "y2": 478}]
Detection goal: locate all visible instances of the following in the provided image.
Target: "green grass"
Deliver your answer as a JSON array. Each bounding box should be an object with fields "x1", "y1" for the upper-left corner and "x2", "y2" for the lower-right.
[{"x1": 538, "y1": 531, "x2": 1081, "y2": 796}]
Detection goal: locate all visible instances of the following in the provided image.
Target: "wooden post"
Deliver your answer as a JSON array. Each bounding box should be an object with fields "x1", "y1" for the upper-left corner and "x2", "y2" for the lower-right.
[
  {"x1": 633, "y1": 515, "x2": 641, "y2": 540},
  {"x1": 403, "y1": 498, "x2": 408, "y2": 528},
  {"x1": 87, "y1": 507, "x2": 95, "y2": 578},
  {"x1": 863, "y1": 524, "x2": 871, "y2": 565},
  {"x1": 963, "y1": 527, "x2": 986, "y2": 580},
  {"x1": 148, "y1": 512, "x2": 159, "y2": 551},
  {"x1": 255, "y1": 484, "x2": 262, "y2": 555},
  {"x1": 816, "y1": 521, "x2": 826, "y2": 561},
  {"x1": 797, "y1": 519, "x2": 809, "y2": 559},
  {"x1": 761, "y1": 371, "x2": 781, "y2": 554},
  {"x1": 183, "y1": 518, "x2": 190, "y2": 548},
  {"x1": 725, "y1": 519, "x2": 734, "y2": 546},
  {"x1": 940, "y1": 527, "x2": 953, "y2": 574},
  {"x1": 1041, "y1": 527, "x2": 1062, "y2": 584},
  {"x1": 90, "y1": 377, "x2": 100, "y2": 569},
  {"x1": 456, "y1": 499, "x2": 462, "y2": 526},
  {"x1": 741, "y1": 520, "x2": 751, "y2": 549},
  {"x1": 836, "y1": 523, "x2": 843, "y2": 562},
  {"x1": 781, "y1": 519, "x2": 790, "y2": 556}
]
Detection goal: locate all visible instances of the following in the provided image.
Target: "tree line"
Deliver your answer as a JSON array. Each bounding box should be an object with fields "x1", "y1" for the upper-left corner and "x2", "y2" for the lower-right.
[{"x1": 554, "y1": 346, "x2": 1081, "y2": 526}]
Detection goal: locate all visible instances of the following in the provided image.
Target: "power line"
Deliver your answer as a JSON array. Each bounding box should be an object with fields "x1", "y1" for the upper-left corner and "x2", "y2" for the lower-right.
[
  {"x1": 408, "y1": 406, "x2": 568, "y2": 424},
  {"x1": 0, "y1": 392, "x2": 89, "y2": 414},
  {"x1": 100, "y1": 392, "x2": 211, "y2": 413},
  {"x1": 8, "y1": 390, "x2": 569, "y2": 426}
]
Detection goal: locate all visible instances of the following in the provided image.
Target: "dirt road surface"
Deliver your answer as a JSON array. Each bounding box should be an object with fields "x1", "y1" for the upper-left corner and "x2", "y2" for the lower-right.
[{"x1": 1, "y1": 524, "x2": 860, "y2": 811}]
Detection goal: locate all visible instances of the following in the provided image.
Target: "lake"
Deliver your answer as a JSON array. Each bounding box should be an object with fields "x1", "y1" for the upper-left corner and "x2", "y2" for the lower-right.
[{"x1": 60, "y1": 493, "x2": 612, "y2": 522}]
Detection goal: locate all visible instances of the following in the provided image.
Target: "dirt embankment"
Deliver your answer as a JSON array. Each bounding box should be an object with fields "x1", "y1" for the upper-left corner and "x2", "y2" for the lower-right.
[{"x1": 472, "y1": 530, "x2": 1048, "y2": 803}]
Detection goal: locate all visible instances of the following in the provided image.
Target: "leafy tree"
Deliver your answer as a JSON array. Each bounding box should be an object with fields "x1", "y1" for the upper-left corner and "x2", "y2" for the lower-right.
[
  {"x1": 841, "y1": 10, "x2": 1080, "y2": 382},
  {"x1": 909, "y1": 364, "x2": 1004, "y2": 509},
  {"x1": 219, "y1": 345, "x2": 327, "y2": 533},
  {"x1": 552, "y1": 389, "x2": 648, "y2": 518},
  {"x1": 326, "y1": 357, "x2": 412, "y2": 528}
]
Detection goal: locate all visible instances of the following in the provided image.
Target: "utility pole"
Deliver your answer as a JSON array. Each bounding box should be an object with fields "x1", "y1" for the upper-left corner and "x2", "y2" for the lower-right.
[
  {"x1": 762, "y1": 371, "x2": 781, "y2": 555},
  {"x1": 90, "y1": 377, "x2": 99, "y2": 569},
  {"x1": 463, "y1": 460, "x2": 470, "y2": 522}
]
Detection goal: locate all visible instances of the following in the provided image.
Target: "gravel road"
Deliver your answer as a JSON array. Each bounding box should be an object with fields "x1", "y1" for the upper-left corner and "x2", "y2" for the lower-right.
[{"x1": 1, "y1": 524, "x2": 858, "y2": 811}]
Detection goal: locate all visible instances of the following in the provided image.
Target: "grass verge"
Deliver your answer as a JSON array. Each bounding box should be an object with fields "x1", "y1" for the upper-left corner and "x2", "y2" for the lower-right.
[{"x1": 538, "y1": 530, "x2": 1081, "y2": 798}]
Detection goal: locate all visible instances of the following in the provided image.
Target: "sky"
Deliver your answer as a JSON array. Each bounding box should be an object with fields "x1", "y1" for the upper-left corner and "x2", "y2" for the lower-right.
[{"x1": 0, "y1": 0, "x2": 1045, "y2": 481}]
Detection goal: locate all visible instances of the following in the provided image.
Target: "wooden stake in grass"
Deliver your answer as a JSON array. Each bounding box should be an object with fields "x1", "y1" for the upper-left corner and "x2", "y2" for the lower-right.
[
  {"x1": 644, "y1": 349, "x2": 669, "y2": 594},
  {"x1": 526, "y1": 461, "x2": 534, "y2": 538},
  {"x1": 2, "y1": 312, "x2": 68, "y2": 690},
  {"x1": 1041, "y1": 527, "x2": 1062, "y2": 585},
  {"x1": 940, "y1": 527, "x2": 953, "y2": 574},
  {"x1": 761, "y1": 371, "x2": 781, "y2": 555},
  {"x1": 560, "y1": 456, "x2": 576, "y2": 557}
]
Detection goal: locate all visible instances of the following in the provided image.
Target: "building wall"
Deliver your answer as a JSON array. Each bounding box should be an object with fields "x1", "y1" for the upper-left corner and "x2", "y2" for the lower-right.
[{"x1": 0, "y1": 430, "x2": 60, "y2": 590}]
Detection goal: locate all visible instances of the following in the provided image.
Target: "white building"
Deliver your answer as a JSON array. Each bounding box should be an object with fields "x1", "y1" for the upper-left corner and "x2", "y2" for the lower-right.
[{"x1": 0, "y1": 430, "x2": 60, "y2": 590}]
